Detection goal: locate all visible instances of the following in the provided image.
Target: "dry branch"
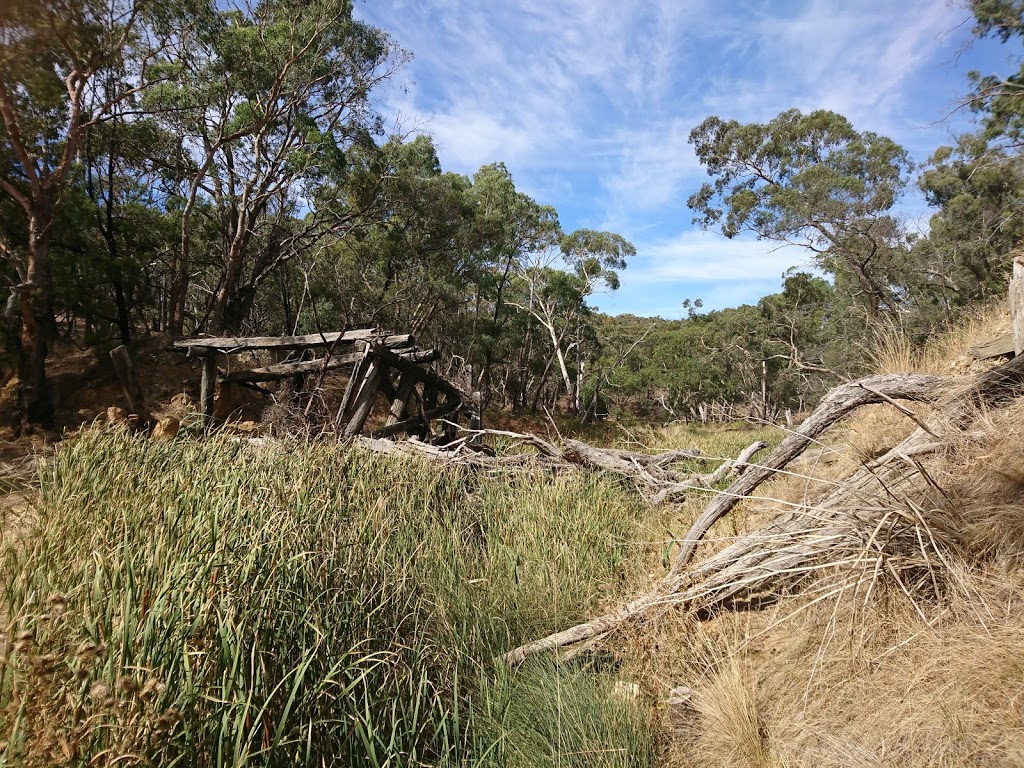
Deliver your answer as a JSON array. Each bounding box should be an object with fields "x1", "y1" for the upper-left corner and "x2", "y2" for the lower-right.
[
  {"x1": 506, "y1": 359, "x2": 1024, "y2": 666},
  {"x1": 354, "y1": 425, "x2": 768, "y2": 505},
  {"x1": 667, "y1": 373, "x2": 940, "y2": 579}
]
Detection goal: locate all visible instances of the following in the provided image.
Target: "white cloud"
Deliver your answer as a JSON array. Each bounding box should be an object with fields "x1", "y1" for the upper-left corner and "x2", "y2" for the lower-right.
[
  {"x1": 632, "y1": 230, "x2": 812, "y2": 285},
  {"x1": 594, "y1": 120, "x2": 704, "y2": 231},
  {"x1": 353, "y1": 0, "x2": 987, "y2": 315}
]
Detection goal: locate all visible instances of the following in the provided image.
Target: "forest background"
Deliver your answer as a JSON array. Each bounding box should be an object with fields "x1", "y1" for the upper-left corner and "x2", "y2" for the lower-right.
[{"x1": 2, "y1": 0, "x2": 1023, "y2": 429}]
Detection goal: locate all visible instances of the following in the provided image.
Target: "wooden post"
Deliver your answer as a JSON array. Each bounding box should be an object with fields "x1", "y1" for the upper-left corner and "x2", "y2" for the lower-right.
[
  {"x1": 200, "y1": 352, "x2": 217, "y2": 429},
  {"x1": 442, "y1": 408, "x2": 458, "y2": 445},
  {"x1": 1011, "y1": 255, "x2": 1024, "y2": 357},
  {"x1": 465, "y1": 364, "x2": 482, "y2": 445},
  {"x1": 335, "y1": 345, "x2": 370, "y2": 430},
  {"x1": 421, "y1": 385, "x2": 438, "y2": 437},
  {"x1": 342, "y1": 357, "x2": 385, "y2": 438},
  {"x1": 385, "y1": 374, "x2": 417, "y2": 428},
  {"x1": 109, "y1": 345, "x2": 153, "y2": 430}
]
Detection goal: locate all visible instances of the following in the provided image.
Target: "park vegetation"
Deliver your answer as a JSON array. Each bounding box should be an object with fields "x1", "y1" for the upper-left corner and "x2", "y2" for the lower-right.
[
  {"x1": 0, "y1": 0, "x2": 1021, "y2": 430},
  {"x1": 2, "y1": 0, "x2": 1024, "y2": 766}
]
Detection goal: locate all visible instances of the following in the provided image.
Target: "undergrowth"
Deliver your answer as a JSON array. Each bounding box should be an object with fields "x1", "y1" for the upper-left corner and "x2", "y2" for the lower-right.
[
  {"x1": 5, "y1": 302, "x2": 1022, "y2": 767},
  {"x1": 0, "y1": 430, "x2": 657, "y2": 766}
]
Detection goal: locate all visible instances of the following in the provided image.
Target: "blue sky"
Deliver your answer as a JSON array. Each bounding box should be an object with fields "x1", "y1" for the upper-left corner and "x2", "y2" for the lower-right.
[{"x1": 353, "y1": 0, "x2": 1017, "y2": 319}]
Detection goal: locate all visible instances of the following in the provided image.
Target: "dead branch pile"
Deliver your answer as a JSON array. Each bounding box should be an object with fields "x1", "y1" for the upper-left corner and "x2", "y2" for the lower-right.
[
  {"x1": 356, "y1": 429, "x2": 768, "y2": 505},
  {"x1": 505, "y1": 356, "x2": 1024, "y2": 665}
]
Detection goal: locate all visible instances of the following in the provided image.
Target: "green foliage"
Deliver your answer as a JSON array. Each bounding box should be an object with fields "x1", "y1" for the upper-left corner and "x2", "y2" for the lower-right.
[
  {"x1": 688, "y1": 109, "x2": 914, "y2": 318},
  {"x1": 968, "y1": 0, "x2": 1024, "y2": 147},
  {"x1": 591, "y1": 273, "x2": 842, "y2": 420},
  {"x1": 913, "y1": 135, "x2": 1024, "y2": 323},
  {"x1": 0, "y1": 430, "x2": 655, "y2": 766}
]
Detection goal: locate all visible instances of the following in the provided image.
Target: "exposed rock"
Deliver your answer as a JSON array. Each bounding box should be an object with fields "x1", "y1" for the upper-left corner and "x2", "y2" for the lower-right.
[
  {"x1": 152, "y1": 416, "x2": 180, "y2": 440},
  {"x1": 168, "y1": 392, "x2": 196, "y2": 417},
  {"x1": 667, "y1": 686, "x2": 693, "y2": 708},
  {"x1": 106, "y1": 406, "x2": 128, "y2": 423},
  {"x1": 230, "y1": 420, "x2": 260, "y2": 435},
  {"x1": 213, "y1": 381, "x2": 261, "y2": 421},
  {"x1": 0, "y1": 377, "x2": 18, "y2": 426}
]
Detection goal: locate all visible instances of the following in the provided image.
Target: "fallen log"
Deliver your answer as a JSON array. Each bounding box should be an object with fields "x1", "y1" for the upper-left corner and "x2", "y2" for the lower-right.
[
  {"x1": 667, "y1": 373, "x2": 940, "y2": 579},
  {"x1": 353, "y1": 425, "x2": 768, "y2": 504},
  {"x1": 506, "y1": 357, "x2": 1024, "y2": 666}
]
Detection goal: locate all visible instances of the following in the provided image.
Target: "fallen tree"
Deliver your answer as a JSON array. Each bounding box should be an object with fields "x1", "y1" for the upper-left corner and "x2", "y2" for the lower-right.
[
  {"x1": 505, "y1": 356, "x2": 1024, "y2": 665},
  {"x1": 356, "y1": 428, "x2": 769, "y2": 505}
]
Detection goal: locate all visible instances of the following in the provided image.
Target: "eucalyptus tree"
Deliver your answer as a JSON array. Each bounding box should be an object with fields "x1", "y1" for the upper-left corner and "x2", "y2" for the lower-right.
[
  {"x1": 512, "y1": 229, "x2": 634, "y2": 414},
  {"x1": 79, "y1": 104, "x2": 180, "y2": 343},
  {"x1": 321, "y1": 134, "x2": 479, "y2": 341},
  {"x1": 914, "y1": 135, "x2": 1024, "y2": 322},
  {"x1": 0, "y1": 0, "x2": 162, "y2": 426},
  {"x1": 688, "y1": 109, "x2": 914, "y2": 320},
  {"x1": 465, "y1": 162, "x2": 559, "y2": 406},
  {"x1": 149, "y1": 0, "x2": 402, "y2": 333},
  {"x1": 968, "y1": 0, "x2": 1024, "y2": 150}
]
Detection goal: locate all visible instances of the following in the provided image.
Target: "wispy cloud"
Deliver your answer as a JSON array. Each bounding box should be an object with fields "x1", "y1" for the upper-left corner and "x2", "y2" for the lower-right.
[
  {"x1": 354, "y1": 0, "x2": 992, "y2": 316},
  {"x1": 632, "y1": 230, "x2": 811, "y2": 285}
]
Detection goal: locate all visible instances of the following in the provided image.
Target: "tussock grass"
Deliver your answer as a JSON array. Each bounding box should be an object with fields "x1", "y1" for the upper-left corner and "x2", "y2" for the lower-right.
[
  {"x1": 644, "y1": 304, "x2": 1024, "y2": 768},
  {"x1": 0, "y1": 429, "x2": 656, "y2": 766},
  {"x1": 870, "y1": 300, "x2": 1009, "y2": 376}
]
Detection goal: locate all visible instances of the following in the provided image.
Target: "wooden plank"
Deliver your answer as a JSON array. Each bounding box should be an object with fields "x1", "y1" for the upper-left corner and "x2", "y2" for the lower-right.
[
  {"x1": 465, "y1": 363, "x2": 482, "y2": 443},
  {"x1": 378, "y1": 371, "x2": 398, "y2": 403},
  {"x1": 368, "y1": 343, "x2": 458, "y2": 399},
  {"x1": 199, "y1": 353, "x2": 217, "y2": 428},
  {"x1": 385, "y1": 374, "x2": 417, "y2": 427},
  {"x1": 222, "y1": 347, "x2": 438, "y2": 384},
  {"x1": 173, "y1": 329, "x2": 412, "y2": 353},
  {"x1": 1011, "y1": 255, "x2": 1024, "y2": 356},
  {"x1": 109, "y1": 345, "x2": 153, "y2": 430},
  {"x1": 342, "y1": 358, "x2": 386, "y2": 438},
  {"x1": 423, "y1": 385, "x2": 438, "y2": 413},
  {"x1": 371, "y1": 397, "x2": 461, "y2": 439},
  {"x1": 969, "y1": 331, "x2": 1015, "y2": 360},
  {"x1": 335, "y1": 346, "x2": 371, "y2": 429},
  {"x1": 228, "y1": 349, "x2": 364, "y2": 384}
]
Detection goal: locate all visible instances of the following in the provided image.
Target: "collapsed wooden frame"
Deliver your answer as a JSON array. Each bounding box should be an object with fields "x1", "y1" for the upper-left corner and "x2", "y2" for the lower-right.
[{"x1": 172, "y1": 328, "x2": 478, "y2": 440}]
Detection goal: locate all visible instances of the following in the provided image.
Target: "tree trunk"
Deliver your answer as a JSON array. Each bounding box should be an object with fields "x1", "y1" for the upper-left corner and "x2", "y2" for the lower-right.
[
  {"x1": 172, "y1": 154, "x2": 217, "y2": 336},
  {"x1": 210, "y1": 234, "x2": 249, "y2": 333},
  {"x1": 218, "y1": 283, "x2": 258, "y2": 336},
  {"x1": 17, "y1": 209, "x2": 56, "y2": 428}
]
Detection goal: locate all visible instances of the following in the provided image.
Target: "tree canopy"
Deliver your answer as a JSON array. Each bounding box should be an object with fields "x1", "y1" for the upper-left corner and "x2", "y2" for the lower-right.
[{"x1": 1, "y1": 0, "x2": 1024, "y2": 428}]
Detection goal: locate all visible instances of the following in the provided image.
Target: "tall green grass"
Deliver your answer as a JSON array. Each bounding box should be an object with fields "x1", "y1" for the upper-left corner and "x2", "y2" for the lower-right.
[{"x1": 0, "y1": 430, "x2": 656, "y2": 766}]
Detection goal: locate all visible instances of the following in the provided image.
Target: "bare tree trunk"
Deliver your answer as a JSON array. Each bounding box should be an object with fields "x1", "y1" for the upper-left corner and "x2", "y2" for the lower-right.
[
  {"x1": 17, "y1": 208, "x2": 56, "y2": 428},
  {"x1": 172, "y1": 155, "x2": 216, "y2": 336}
]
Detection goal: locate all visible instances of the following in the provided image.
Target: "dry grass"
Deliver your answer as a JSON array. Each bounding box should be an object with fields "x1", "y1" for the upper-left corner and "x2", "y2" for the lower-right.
[
  {"x1": 689, "y1": 660, "x2": 775, "y2": 768},
  {"x1": 870, "y1": 300, "x2": 1010, "y2": 377},
  {"x1": 606, "y1": 304, "x2": 1024, "y2": 768}
]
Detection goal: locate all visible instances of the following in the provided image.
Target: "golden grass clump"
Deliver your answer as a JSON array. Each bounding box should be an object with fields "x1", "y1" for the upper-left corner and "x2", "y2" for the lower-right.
[
  {"x1": 870, "y1": 300, "x2": 1010, "y2": 377},
  {"x1": 640, "y1": 301, "x2": 1024, "y2": 768}
]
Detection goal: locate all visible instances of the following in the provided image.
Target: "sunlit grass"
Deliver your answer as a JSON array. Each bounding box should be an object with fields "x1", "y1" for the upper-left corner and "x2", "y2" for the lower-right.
[{"x1": 0, "y1": 428, "x2": 657, "y2": 766}]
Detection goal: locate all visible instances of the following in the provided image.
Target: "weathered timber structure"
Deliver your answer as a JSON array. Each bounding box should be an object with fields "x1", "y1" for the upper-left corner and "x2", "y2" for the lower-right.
[{"x1": 173, "y1": 329, "x2": 477, "y2": 439}]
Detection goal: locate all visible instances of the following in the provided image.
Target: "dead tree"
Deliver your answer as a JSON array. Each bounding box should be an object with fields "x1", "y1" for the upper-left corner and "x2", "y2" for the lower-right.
[
  {"x1": 355, "y1": 427, "x2": 768, "y2": 506},
  {"x1": 505, "y1": 355, "x2": 1024, "y2": 665}
]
